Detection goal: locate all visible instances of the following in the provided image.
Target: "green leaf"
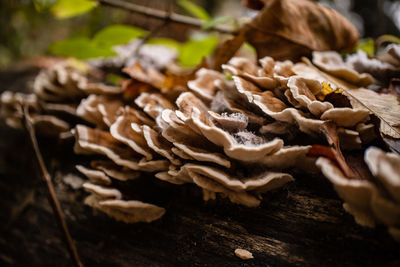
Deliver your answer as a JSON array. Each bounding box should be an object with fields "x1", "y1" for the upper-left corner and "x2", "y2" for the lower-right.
[
  {"x1": 355, "y1": 38, "x2": 375, "y2": 57},
  {"x1": 51, "y1": 0, "x2": 97, "y2": 19},
  {"x1": 177, "y1": 0, "x2": 210, "y2": 21},
  {"x1": 106, "y1": 73, "x2": 125, "y2": 85},
  {"x1": 93, "y1": 24, "x2": 148, "y2": 49},
  {"x1": 178, "y1": 36, "x2": 218, "y2": 67},
  {"x1": 49, "y1": 37, "x2": 116, "y2": 59},
  {"x1": 146, "y1": 38, "x2": 182, "y2": 51},
  {"x1": 376, "y1": 34, "x2": 400, "y2": 47},
  {"x1": 201, "y1": 16, "x2": 232, "y2": 30},
  {"x1": 243, "y1": 42, "x2": 256, "y2": 55},
  {"x1": 33, "y1": 0, "x2": 58, "y2": 12}
]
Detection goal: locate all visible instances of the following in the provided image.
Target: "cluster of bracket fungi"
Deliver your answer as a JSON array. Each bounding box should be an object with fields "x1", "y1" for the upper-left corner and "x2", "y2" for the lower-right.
[{"x1": 1, "y1": 42, "x2": 400, "y2": 241}]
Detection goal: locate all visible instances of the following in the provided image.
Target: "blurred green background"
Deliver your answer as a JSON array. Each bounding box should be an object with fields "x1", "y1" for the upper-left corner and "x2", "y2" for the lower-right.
[{"x1": 0, "y1": 0, "x2": 399, "y2": 69}]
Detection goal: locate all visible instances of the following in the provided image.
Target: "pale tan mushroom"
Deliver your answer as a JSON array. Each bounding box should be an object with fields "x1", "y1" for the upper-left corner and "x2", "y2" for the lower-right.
[
  {"x1": 223, "y1": 57, "x2": 259, "y2": 76},
  {"x1": 110, "y1": 113, "x2": 154, "y2": 160},
  {"x1": 90, "y1": 160, "x2": 140, "y2": 181},
  {"x1": 31, "y1": 114, "x2": 70, "y2": 136},
  {"x1": 83, "y1": 182, "x2": 122, "y2": 199},
  {"x1": 312, "y1": 51, "x2": 374, "y2": 86},
  {"x1": 191, "y1": 108, "x2": 283, "y2": 162},
  {"x1": 232, "y1": 76, "x2": 325, "y2": 135},
  {"x1": 187, "y1": 68, "x2": 226, "y2": 102},
  {"x1": 260, "y1": 146, "x2": 316, "y2": 172},
  {"x1": 186, "y1": 170, "x2": 261, "y2": 207},
  {"x1": 76, "y1": 165, "x2": 112, "y2": 185},
  {"x1": 154, "y1": 171, "x2": 186, "y2": 185},
  {"x1": 135, "y1": 92, "x2": 174, "y2": 119},
  {"x1": 1, "y1": 91, "x2": 39, "y2": 129},
  {"x1": 123, "y1": 62, "x2": 166, "y2": 89},
  {"x1": 337, "y1": 128, "x2": 362, "y2": 150},
  {"x1": 84, "y1": 195, "x2": 165, "y2": 223},
  {"x1": 74, "y1": 124, "x2": 169, "y2": 171},
  {"x1": 365, "y1": 147, "x2": 400, "y2": 203},
  {"x1": 76, "y1": 95, "x2": 123, "y2": 128},
  {"x1": 34, "y1": 62, "x2": 122, "y2": 101},
  {"x1": 287, "y1": 76, "x2": 333, "y2": 116},
  {"x1": 320, "y1": 108, "x2": 369, "y2": 127},
  {"x1": 259, "y1": 121, "x2": 293, "y2": 135},
  {"x1": 210, "y1": 89, "x2": 267, "y2": 126},
  {"x1": 142, "y1": 125, "x2": 181, "y2": 165},
  {"x1": 316, "y1": 151, "x2": 400, "y2": 241},
  {"x1": 97, "y1": 199, "x2": 166, "y2": 223},
  {"x1": 356, "y1": 123, "x2": 376, "y2": 145},
  {"x1": 223, "y1": 57, "x2": 279, "y2": 90},
  {"x1": 184, "y1": 163, "x2": 293, "y2": 193},
  {"x1": 162, "y1": 123, "x2": 231, "y2": 168},
  {"x1": 41, "y1": 102, "x2": 77, "y2": 116},
  {"x1": 208, "y1": 111, "x2": 248, "y2": 132}
]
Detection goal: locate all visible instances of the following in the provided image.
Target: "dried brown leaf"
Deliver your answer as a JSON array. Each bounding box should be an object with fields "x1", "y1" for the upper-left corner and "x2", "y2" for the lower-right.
[
  {"x1": 123, "y1": 62, "x2": 165, "y2": 89},
  {"x1": 243, "y1": 0, "x2": 359, "y2": 60},
  {"x1": 211, "y1": 30, "x2": 246, "y2": 71}
]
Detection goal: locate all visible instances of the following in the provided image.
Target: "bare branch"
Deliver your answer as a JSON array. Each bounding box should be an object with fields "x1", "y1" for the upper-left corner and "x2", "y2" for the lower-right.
[
  {"x1": 133, "y1": 1, "x2": 173, "y2": 56},
  {"x1": 22, "y1": 105, "x2": 83, "y2": 267},
  {"x1": 97, "y1": 0, "x2": 236, "y2": 35}
]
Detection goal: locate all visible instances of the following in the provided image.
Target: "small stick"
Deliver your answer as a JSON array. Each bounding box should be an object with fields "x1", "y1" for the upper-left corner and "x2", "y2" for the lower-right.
[
  {"x1": 132, "y1": 2, "x2": 172, "y2": 57},
  {"x1": 97, "y1": 0, "x2": 236, "y2": 35},
  {"x1": 22, "y1": 105, "x2": 83, "y2": 267}
]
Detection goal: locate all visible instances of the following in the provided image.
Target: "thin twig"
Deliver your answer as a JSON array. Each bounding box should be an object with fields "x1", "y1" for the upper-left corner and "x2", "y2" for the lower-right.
[
  {"x1": 97, "y1": 0, "x2": 236, "y2": 35},
  {"x1": 133, "y1": 3, "x2": 172, "y2": 57},
  {"x1": 22, "y1": 105, "x2": 83, "y2": 267}
]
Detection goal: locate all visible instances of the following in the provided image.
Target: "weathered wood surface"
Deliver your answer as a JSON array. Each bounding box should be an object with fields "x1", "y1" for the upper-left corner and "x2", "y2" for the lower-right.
[{"x1": 0, "y1": 68, "x2": 399, "y2": 267}]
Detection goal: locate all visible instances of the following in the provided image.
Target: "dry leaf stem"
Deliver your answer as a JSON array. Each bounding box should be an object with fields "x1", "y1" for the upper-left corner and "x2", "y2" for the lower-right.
[
  {"x1": 133, "y1": 1, "x2": 173, "y2": 57},
  {"x1": 97, "y1": 0, "x2": 235, "y2": 34},
  {"x1": 22, "y1": 105, "x2": 83, "y2": 267}
]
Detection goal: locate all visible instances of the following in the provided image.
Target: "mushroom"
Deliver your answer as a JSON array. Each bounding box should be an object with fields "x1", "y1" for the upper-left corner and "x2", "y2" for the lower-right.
[
  {"x1": 74, "y1": 124, "x2": 169, "y2": 171},
  {"x1": 90, "y1": 160, "x2": 140, "y2": 181},
  {"x1": 312, "y1": 51, "x2": 374, "y2": 86},
  {"x1": 287, "y1": 76, "x2": 333, "y2": 116},
  {"x1": 110, "y1": 112, "x2": 154, "y2": 160},
  {"x1": 76, "y1": 165, "x2": 112, "y2": 185},
  {"x1": 316, "y1": 147, "x2": 400, "y2": 241},
  {"x1": 187, "y1": 68, "x2": 226, "y2": 102}
]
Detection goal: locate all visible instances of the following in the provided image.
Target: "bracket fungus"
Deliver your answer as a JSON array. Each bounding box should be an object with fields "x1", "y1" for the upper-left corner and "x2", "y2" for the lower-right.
[
  {"x1": 2, "y1": 33, "x2": 400, "y2": 247},
  {"x1": 316, "y1": 147, "x2": 400, "y2": 241}
]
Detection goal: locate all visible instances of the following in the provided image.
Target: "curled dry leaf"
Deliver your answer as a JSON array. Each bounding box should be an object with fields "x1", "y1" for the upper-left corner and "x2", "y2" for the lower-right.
[{"x1": 242, "y1": 0, "x2": 359, "y2": 60}]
